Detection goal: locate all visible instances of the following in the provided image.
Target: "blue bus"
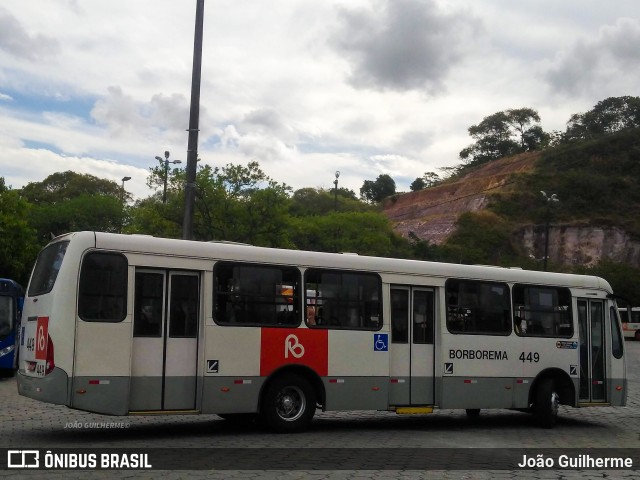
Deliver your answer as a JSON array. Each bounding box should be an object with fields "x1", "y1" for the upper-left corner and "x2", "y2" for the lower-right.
[{"x1": 0, "y1": 279, "x2": 24, "y2": 377}]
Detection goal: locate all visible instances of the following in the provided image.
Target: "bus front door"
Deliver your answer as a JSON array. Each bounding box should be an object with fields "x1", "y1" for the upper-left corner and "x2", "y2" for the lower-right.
[
  {"x1": 389, "y1": 286, "x2": 435, "y2": 406},
  {"x1": 578, "y1": 299, "x2": 606, "y2": 403},
  {"x1": 130, "y1": 270, "x2": 200, "y2": 411}
]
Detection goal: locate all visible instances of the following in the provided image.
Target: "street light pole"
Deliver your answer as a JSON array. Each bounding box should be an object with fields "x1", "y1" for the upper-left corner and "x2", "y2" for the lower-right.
[
  {"x1": 333, "y1": 171, "x2": 340, "y2": 212},
  {"x1": 541, "y1": 191, "x2": 559, "y2": 271},
  {"x1": 121, "y1": 176, "x2": 131, "y2": 197},
  {"x1": 120, "y1": 176, "x2": 131, "y2": 233},
  {"x1": 156, "y1": 151, "x2": 182, "y2": 204},
  {"x1": 182, "y1": 0, "x2": 205, "y2": 240}
]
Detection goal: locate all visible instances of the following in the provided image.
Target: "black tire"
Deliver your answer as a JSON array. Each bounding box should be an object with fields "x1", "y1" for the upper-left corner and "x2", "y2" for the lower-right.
[
  {"x1": 534, "y1": 378, "x2": 559, "y2": 428},
  {"x1": 635, "y1": 330, "x2": 640, "y2": 341},
  {"x1": 261, "y1": 374, "x2": 316, "y2": 433},
  {"x1": 465, "y1": 408, "x2": 480, "y2": 417}
]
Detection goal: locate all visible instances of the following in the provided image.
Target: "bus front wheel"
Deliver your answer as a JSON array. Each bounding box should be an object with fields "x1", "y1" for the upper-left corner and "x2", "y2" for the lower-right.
[
  {"x1": 261, "y1": 374, "x2": 316, "y2": 433},
  {"x1": 534, "y1": 378, "x2": 559, "y2": 428}
]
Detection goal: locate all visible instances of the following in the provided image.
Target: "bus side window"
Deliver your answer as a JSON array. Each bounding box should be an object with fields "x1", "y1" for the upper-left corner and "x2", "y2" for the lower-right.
[
  {"x1": 512, "y1": 285, "x2": 572, "y2": 338},
  {"x1": 445, "y1": 279, "x2": 510, "y2": 335},
  {"x1": 78, "y1": 252, "x2": 128, "y2": 323},
  {"x1": 305, "y1": 269, "x2": 382, "y2": 331},
  {"x1": 391, "y1": 289, "x2": 409, "y2": 343},
  {"x1": 134, "y1": 272, "x2": 163, "y2": 337},
  {"x1": 213, "y1": 262, "x2": 301, "y2": 327}
]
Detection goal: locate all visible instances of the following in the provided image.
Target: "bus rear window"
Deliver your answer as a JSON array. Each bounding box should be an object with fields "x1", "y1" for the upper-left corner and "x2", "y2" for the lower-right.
[
  {"x1": 28, "y1": 241, "x2": 69, "y2": 296},
  {"x1": 78, "y1": 252, "x2": 128, "y2": 322}
]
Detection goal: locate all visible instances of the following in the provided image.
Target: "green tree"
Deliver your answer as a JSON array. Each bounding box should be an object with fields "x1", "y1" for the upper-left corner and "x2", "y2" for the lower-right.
[
  {"x1": 0, "y1": 184, "x2": 39, "y2": 284},
  {"x1": 573, "y1": 260, "x2": 640, "y2": 307},
  {"x1": 439, "y1": 211, "x2": 521, "y2": 265},
  {"x1": 21, "y1": 172, "x2": 126, "y2": 240},
  {"x1": 290, "y1": 187, "x2": 370, "y2": 216},
  {"x1": 411, "y1": 172, "x2": 441, "y2": 191},
  {"x1": 125, "y1": 197, "x2": 183, "y2": 238},
  {"x1": 192, "y1": 162, "x2": 292, "y2": 245},
  {"x1": 131, "y1": 161, "x2": 294, "y2": 246},
  {"x1": 360, "y1": 174, "x2": 396, "y2": 203},
  {"x1": 21, "y1": 171, "x2": 125, "y2": 204},
  {"x1": 564, "y1": 96, "x2": 640, "y2": 142},
  {"x1": 460, "y1": 108, "x2": 546, "y2": 165},
  {"x1": 290, "y1": 211, "x2": 399, "y2": 256},
  {"x1": 410, "y1": 178, "x2": 425, "y2": 191}
]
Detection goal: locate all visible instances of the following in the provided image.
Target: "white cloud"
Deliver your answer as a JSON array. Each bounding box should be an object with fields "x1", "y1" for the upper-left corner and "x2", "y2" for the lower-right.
[{"x1": 0, "y1": 0, "x2": 639, "y2": 201}]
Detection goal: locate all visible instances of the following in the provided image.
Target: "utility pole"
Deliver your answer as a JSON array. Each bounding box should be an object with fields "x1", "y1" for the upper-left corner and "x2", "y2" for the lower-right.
[
  {"x1": 182, "y1": 0, "x2": 205, "y2": 240},
  {"x1": 333, "y1": 171, "x2": 340, "y2": 212},
  {"x1": 541, "y1": 191, "x2": 559, "y2": 271},
  {"x1": 156, "y1": 151, "x2": 181, "y2": 203}
]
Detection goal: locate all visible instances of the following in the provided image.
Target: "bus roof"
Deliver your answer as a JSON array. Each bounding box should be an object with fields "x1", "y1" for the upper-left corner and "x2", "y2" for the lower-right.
[
  {"x1": 56, "y1": 231, "x2": 612, "y2": 293},
  {"x1": 0, "y1": 278, "x2": 24, "y2": 295}
]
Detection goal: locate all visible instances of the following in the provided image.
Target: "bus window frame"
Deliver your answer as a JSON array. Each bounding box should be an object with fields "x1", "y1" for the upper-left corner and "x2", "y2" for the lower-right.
[
  {"x1": 304, "y1": 268, "x2": 383, "y2": 331},
  {"x1": 213, "y1": 261, "x2": 302, "y2": 328},
  {"x1": 78, "y1": 251, "x2": 128, "y2": 323},
  {"x1": 27, "y1": 241, "x2": 70, "y2": 297},
  {"x1": 445, "y1": 278, "x2": 512, "y2": 336},
  {"x1": 512, "y1": 284, "x2": 573, "y2": 338}
]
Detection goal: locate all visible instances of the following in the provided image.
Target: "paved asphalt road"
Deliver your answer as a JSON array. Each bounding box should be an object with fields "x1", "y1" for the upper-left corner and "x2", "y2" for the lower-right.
[{"x1": 0, "y1": 341, "x2": 639, "y2": 479}]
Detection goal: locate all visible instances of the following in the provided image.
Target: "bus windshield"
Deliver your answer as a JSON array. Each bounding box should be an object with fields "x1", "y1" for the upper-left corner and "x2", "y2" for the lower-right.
[
  {"x1": 28, "y1": 241, "x2": 69, "y2": 297},
  {"x1": 0, "y1": 296, "x2": 13, "y2": 337}
]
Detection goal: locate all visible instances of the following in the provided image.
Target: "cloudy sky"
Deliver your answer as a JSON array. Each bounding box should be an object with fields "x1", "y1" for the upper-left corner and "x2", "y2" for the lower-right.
[{"x1": 1, "y1": 0, "x2": 639, "y2": 199}]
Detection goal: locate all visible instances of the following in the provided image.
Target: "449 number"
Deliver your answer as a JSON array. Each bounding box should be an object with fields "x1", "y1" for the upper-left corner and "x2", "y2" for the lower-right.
[{"x1": 519, "y1": 351, "x2": 540, "y2": 363}]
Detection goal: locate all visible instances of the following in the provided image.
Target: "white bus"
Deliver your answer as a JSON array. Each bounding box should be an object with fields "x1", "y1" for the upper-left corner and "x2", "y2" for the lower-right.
[
  {"x1": 17, "y1": 232, "x2": 627, "y2": 432},
  {"x1": 619, "y1": 307, "x2": 640, "y2": 340}
]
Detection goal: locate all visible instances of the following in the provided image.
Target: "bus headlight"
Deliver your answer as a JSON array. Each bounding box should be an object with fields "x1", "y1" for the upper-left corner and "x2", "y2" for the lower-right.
[{"x1": 0, "y1": 345, "x2": 14, "y2": 358}]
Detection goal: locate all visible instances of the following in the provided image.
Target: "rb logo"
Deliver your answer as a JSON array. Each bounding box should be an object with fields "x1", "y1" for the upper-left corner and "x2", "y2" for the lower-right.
[{"x1": 284, "y1": 334, "x2": 305, "y2": 359}]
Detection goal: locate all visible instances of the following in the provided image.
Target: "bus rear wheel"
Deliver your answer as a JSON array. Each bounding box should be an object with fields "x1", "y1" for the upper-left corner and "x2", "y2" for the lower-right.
[
  {"x1": 534, "y1": 378, "x2": 559, "y2": 428},
  {"x1": 261, "y1": 374, "x2": 316, "y2": 433}
]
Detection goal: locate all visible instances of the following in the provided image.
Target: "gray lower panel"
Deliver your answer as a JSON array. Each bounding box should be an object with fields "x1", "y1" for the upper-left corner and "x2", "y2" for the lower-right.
[
  {"x1": 323, "y1": 377, "x2": 388, "y2": 411},
  {"x1": 129, "y1": 376, "x2": 162, "y2": 411},
  {"x1": 17, "y1": 368, "x2": 69, "y2": 406},
  {"x1": 389, "y1": 378, "x2": 410, "y2": 405},
  {"x1": 441, "y1": 377, "x2": 515, "y2": 409},
  {"x1": 164, "y1": 376, "x2": 197, "y2": 410},
  {"x1": 202, "y1": 376, "x2": 389, "y2": 414},
  {"x1": 389, "y1": 377, "x2": 435, "y2": 406},
  {"x1": 129, "y1": 376, "x2": 200, "y2": 411},
  {"x1": 72, "y1": 376, "x2": 130, "y2": 415},
  {"x1": 202, "y1": 377, "x2": 264, "y2": 414},
  {"x1": 608, "y1": 377, "x2": 627, "y2": 406}
]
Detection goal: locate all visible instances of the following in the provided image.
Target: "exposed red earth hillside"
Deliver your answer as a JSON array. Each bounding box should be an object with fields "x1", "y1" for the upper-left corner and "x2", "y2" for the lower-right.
[{"x1": 384, "y1": 152, "x2": 539, "y2": 244}]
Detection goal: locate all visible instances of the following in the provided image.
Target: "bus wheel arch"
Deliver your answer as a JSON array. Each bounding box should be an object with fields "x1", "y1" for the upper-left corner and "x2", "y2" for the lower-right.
[
  {"x1": 530, "y1": 368, "x2": 574, "y2": 428},
  {"x1": 259, "y1": 366, "x2": 324, "y2": 433}
]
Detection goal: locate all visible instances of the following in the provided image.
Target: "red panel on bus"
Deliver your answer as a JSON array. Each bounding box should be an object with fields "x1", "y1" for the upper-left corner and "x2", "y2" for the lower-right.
[
  {"x1": 35, "y1": 316, "x2": 49, "y2": 361},
  {"x1": 260, "y1": 328, "x2": 328, "y2": 377}
]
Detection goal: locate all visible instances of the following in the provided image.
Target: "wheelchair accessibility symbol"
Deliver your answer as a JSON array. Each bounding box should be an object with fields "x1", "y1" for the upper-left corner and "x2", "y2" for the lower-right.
[{"x1": 374, "y1": 334, "x2": 388, "y2": 352}]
